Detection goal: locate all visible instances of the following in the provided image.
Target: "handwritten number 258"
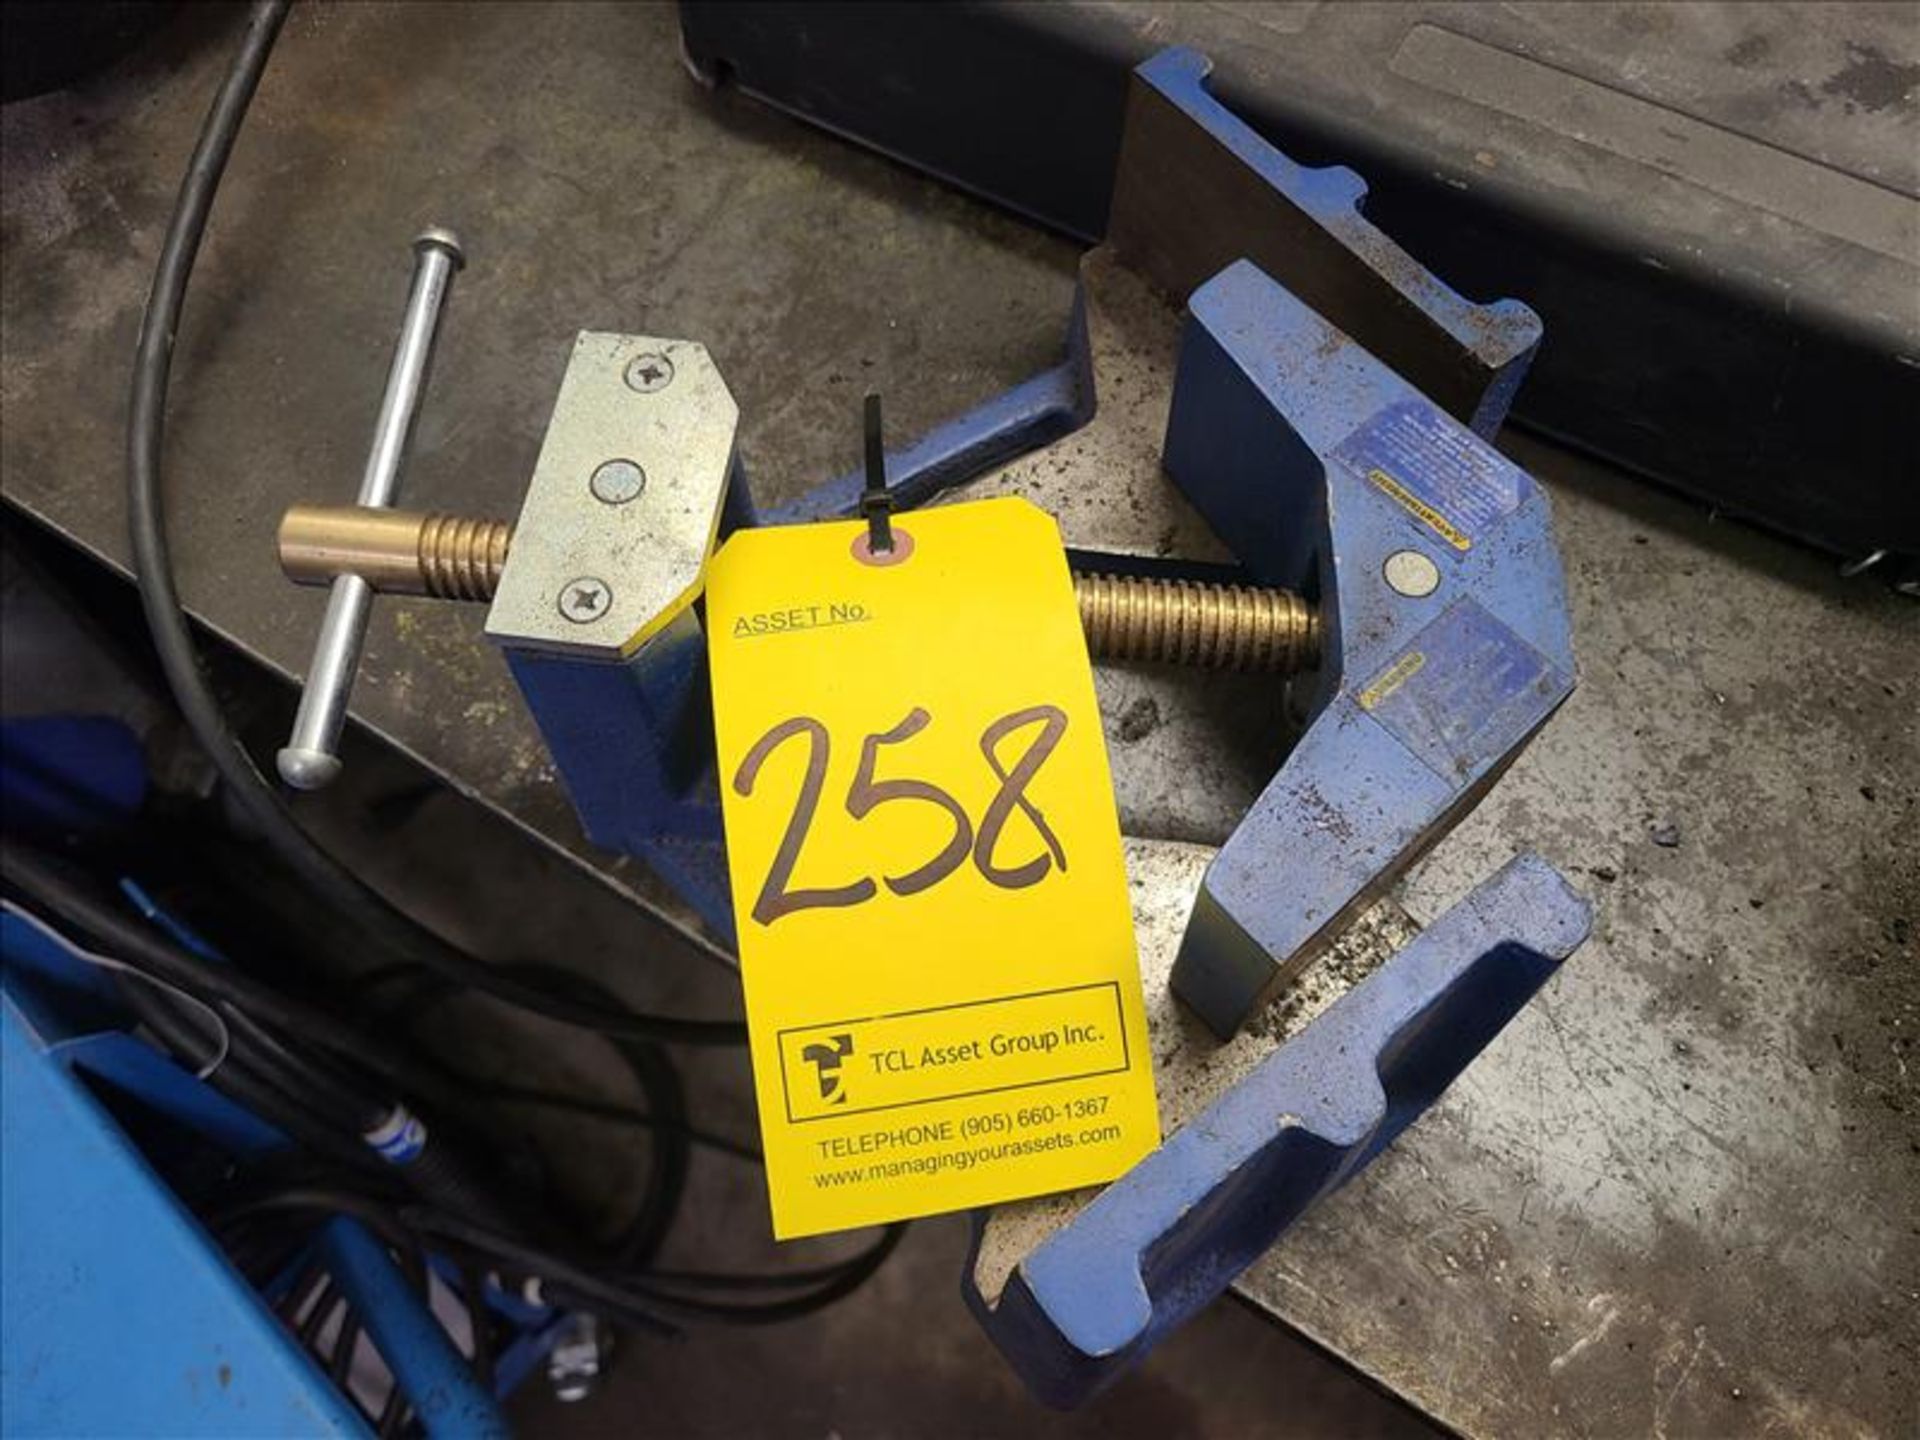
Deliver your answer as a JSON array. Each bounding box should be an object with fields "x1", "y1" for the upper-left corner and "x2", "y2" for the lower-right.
[{"x1": 731, "y1": 705, "x2": 1069, "y2": 926}]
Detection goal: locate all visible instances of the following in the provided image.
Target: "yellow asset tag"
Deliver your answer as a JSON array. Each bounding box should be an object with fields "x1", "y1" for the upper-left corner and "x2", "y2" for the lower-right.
[{"x1": 706, "y1": 497, "x2": 1160, "y2": 1238}]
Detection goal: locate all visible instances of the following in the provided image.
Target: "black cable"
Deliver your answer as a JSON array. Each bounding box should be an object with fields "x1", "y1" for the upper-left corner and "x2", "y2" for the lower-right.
[
  {"x1": 617, "y1": 1226, "x2": 907, "y2": 1325},
  {"x1": 405, "y1": 1214, "x2": 679, "y2": 1338},
  {"x1": 467, "y1": 962, "x2": 689, "y2": 1269},
  {"x1": 219, "y1": 1004, "x2": 388, "y2": 1133},
  {"x1": 102, "y1": 939, "x2": 384, "y2": 1154},
  {"x1": 11, "y1": 844, "x2": 771, "y2": 1271},
  {"x1": 121, "y1": 0, "x2": 745, "y2": 1048},
  {"x1": 355, "y1": 961, "x2": 761, "y2": 1156},
  {"x1": 18, "y1": 848, "x2": 597, "y2": 1260},
  {"x1": 110, "y1": 972, "x2": 384, "y2": 1176},
  {"x1": 97, "y1": 0, "x2": 907, "y2": 1375},
  {"x1": 637, "y1": 1256, "x2": 883, "y2": 1292},
  {"x1": 458, "y1": 1081, "x2": 761, "y2": 1161},
  {"x1": 209, "y1": 1181, "x2": 902, "y2": 1333},
  {"x1": 139, "y1": 920, "x2": 870, "y2": 1303},
  {"x1": 353, "y1": 959, "x2": 694, "y2": 1267},
  {"x1": 413, "y1": 1210, "x2": 905, "y2": 1327},
  {"x1": 2, "y1": 842, "x2": 456, "y2": 1107},
  {"x1": 224, "y1": 1004, "x2": 392, "y2": 1128}
]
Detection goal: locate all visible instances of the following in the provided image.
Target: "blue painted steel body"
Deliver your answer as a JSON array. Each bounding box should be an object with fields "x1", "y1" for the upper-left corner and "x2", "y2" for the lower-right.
[
  {"x1": 966, "y1": 856, "x2": 1589, "y2": 1407},
  {"x1": 515, "y1": 42, "x2": 1551, "y2": 911},
  {"x1": 1163, "y1": 260, "x2": 1576, "y2": 1037},
  {"x1": 508, "y1": 612, "x2": 737, "y2": 939},
  {"x1": 506, "y1": 452, "x2": 761, "y2": 940}
]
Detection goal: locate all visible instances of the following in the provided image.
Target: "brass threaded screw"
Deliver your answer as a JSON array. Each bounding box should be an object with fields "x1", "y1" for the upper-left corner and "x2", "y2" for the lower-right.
[
  {"x1": 279, "y1": 506, "x2": 1319, "y2": 675},
  {"x1": 1076, "y1": 572, "x2": 1317, "y2": 673},
  {"x1": 417, "y1": 513, "x2": 512, "y2": 600}
]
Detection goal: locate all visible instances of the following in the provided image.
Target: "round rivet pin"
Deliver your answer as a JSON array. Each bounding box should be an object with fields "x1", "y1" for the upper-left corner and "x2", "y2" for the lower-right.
[{"x1": 1383, "y1": 549, "x2": 1441, "y2": 598}]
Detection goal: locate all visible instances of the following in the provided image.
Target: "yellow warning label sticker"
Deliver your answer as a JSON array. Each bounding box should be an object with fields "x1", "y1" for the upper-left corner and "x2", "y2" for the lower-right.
[
  {"x1": 705, "y1": 497, "x2": 1160, "y2": 1238},
  {"x1": 1366, "y1": 467, "x2": 1473, "y2": 551},
  {"x1": 1357, "y1": 649, "x2": 1428, "y2": 710}
]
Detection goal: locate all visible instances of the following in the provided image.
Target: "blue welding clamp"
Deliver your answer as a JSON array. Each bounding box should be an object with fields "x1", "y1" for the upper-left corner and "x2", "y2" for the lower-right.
[{"x1": 481, "y1": 40, "x2": 1589, "y2": 1414}]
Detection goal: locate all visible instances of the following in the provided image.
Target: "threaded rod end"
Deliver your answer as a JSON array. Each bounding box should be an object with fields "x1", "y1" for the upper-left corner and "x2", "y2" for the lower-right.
[
  {"x1": 418, "y1": 513, "x2": 511, "y2": 600},
  {"x1": 1074, "y1": 572, "x2": 1318, "y2": 674}
]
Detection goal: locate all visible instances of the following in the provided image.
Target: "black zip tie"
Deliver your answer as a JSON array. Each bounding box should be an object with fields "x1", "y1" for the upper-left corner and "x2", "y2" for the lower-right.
[{"x1": 860, "y1": 392, "x2": 894, "y2": 554}]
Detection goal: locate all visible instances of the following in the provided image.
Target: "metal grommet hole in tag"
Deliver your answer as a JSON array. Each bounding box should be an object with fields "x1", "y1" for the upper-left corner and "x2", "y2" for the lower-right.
[{"x1": 852, "y1": 527, "x2": 914, "y2": 566}]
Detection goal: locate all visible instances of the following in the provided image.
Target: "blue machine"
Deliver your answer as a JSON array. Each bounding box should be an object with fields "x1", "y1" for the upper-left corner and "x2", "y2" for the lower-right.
[
  {"x1": 1, "y1": 988, "x2": 369, "y2": 1437},
  {"x1": 1, "y1": 906, "x2": 526, "y2": 1437},
  {"x1": 0, "y1": 720, "x2": 540, "y2": 1436}
]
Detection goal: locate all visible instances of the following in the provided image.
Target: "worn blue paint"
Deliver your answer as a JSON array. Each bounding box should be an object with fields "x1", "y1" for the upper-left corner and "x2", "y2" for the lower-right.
[
  {"x1": 507, "y1": 612, "x2": 736, "y2": 940},
  {"x1": 967, "y1": 856, "x2": 1591, "y2": 1408},
  {"x1": 1337, "y1": 400, "x2": 1526, "y2": 535},
  {"x1": 514, "y1": 39, "x2": 1550, "y2": 928},
  {"x1": 1359, "y1": 597, "x2": 1560, "y2": 781},
  {"x1": 1165, "y1": 259, "x2": 1576, "y2": 1037},
  {"x1": 0, "y1": 996, "x2": 368, "y2": 1437}
]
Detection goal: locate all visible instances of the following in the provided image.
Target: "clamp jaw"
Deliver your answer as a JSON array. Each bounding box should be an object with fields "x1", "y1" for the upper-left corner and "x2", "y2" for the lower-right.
[
  {"x1": 480, "y1": 334, "x2": 752, "y2": 937},
  {"x1": 971, "y1": 855, "x2": 1588, "y2": 1406},
  {"x1": 1164, "y1": 260, "x2": 1577, "y2": 1038}
]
